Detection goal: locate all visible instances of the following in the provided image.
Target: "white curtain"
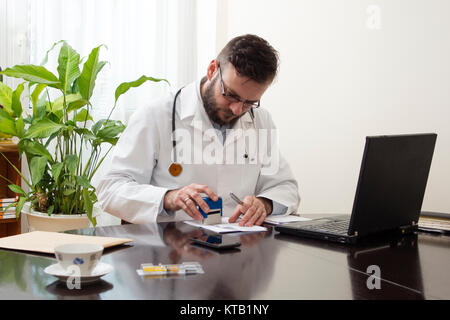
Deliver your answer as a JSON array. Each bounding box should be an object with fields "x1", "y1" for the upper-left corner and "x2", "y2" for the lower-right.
[
  {"x1": 1, "y1": 0, "x2": 217, "y2": 226},
  {"x1": 28, "y1": 0, "x2": 216, "y2": 120}
]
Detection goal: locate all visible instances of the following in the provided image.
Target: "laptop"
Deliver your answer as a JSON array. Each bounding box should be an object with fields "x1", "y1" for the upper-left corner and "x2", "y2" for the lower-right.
[{"x1": 275, "y1": 133, "x2": 437, "y2": 244}]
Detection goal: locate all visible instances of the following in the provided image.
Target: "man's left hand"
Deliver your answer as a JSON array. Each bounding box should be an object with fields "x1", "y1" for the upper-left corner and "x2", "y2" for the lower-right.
[{"x1": 228, "y1": 196, "x2": 273, "y2": 227}]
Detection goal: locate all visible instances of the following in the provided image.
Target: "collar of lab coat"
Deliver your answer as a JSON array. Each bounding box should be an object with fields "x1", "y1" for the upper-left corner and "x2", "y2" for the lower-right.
[
  {"x1": 177, "y1": 79, "x2": 254, "y2": 125},
  {"x1": 177, "y1": 79, "x2": 255, "y2": 145}
]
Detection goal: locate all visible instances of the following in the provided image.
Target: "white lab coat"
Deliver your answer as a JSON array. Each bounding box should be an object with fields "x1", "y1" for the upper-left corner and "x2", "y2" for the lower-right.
[{"x1": 97, "y1": 79, "x2": 300, "y2": 224}]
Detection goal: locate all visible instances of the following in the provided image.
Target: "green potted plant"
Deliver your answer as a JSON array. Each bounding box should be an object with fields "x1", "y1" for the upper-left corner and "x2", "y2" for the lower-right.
[
  {"x1": 0, "y1": 66, "x2": 14, "y2": 141},
  {"x1": 0, "y1": 41, "x2": 167, "y2": 231}
]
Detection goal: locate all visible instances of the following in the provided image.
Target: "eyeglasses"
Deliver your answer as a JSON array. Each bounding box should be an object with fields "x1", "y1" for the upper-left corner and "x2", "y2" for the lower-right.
[{"x1": 218, "y1": 63, "x2": 260, "y2": 109}]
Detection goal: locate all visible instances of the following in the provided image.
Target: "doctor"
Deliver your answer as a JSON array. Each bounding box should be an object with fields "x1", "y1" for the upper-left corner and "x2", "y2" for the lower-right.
[{"x1": 97, "y1": 34, "x2": 300, "y2": 226}]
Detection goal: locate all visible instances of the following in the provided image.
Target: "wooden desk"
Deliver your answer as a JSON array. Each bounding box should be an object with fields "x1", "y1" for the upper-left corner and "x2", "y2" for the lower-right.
[
  {"x1": 0, "y1": 214, "x2": 449, "y2": 300},
  {"x1": 0, "y1": 216, "x2": 21, "y2": 237}
]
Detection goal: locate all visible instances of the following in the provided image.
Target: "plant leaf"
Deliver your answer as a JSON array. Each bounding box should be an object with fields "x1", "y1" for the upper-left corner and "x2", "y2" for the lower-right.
[
  {"x1": 0, "y1": 108, "x2": 17, "y2": 136},
  {"x1": 63, "y1": 188, "x2": 75, "y2": 196},
  {"x1": 0, "y1": 81, "x2": 13, "y2": 112},
  {"x1": 0, "y1": 109, "x2": 17, "y2": 134},
  {"x1": 92, "y1": 119, "x2": 106, "y2": 135},
  {"x1": 100, "y1": 137, "x2": 119, "y2": 146},
  {"x1": 51, "y1": 162, "x2": 64, "y2": 182},
  {"x1": 114, "y1": 75, "x2": 169, "y2": 104},
  {"x1": 48, "y1": 110, "x2": 62, "y2": 123},
  {"x1": 51, "y1": 93, "x2": 83, "y2": 112},
  {"x1": 8, "y1": 184, "x2": 26, "y2": 197},
  {"x1": 61, "y1": 179, "x2": 75, "y2": 189},
  {"x1": 0, "y1": 65, "x2": 61, "y2": 89},
  {"x1": 11, "y1": 82, "x2": 24, "y2": 117},
  {"x1": 78, "y1": 45, "x2": 106, "y2": 100},
  {"x1": 96, "y1": 61, "x2": 108, "y2": 78},
  {"x1": 15, "y1": 196, "x2": 27, "y2": 219},
  {"x1": 47, "y1": 205, "x2": 54, "y2": 215},
  {"x1": 65, "y1": 154, "x2": 78, "y2": 176},
  {"x1": 57, "y1": 42, "x2": 81, "y2": 93},
  {"x1": 71, "y1": 78, "x2": 79, "y2": 94},
  {"x1": 44, "y1": 131, "x2": 59, "y2": 148},
  {"x1": 82, "y1": 188, "x2": 94, "y2": 225},
  {"x1": 37, "y1": 103, "x2": 48, "y2": 121},
  {"x1": 30, "y1": 156, "x2": 48, "y2": 186},
  {"x1": 24, "y1": 118, "x2": 64, "y2": 139},
  {"x1": 96, "y1": 120, "x2": 125, "y2": 139},
  {"x1": 31, "y1": 84, "x2": 47, "y2": 116},
  {"x1": 74, "y1": 128, "x2": 96, "y2": 140},
  {"x1": 19, "y1": 140, "x2": 53, "y2": 162},
  {"x1": 40, "y1": 40, "x2": 65, "y2": 66},
  {"x1": 15, "y1": 116, "x2": 24, "y2": 138},
  {"x1": 74, "y1": 108, "x2": 93, "y2": 123},
  {"x1": 67, "y1": 97, "x2": 88, "y2": 113},
  {"x1": 76, "y1": 175, "x2": 92, "y2": 189}
]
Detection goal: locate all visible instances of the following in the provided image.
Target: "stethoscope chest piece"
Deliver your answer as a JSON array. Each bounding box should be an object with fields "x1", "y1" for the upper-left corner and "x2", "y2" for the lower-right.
[{"x1": 169, "y1": 163, "x2": 183, "y2": 177}]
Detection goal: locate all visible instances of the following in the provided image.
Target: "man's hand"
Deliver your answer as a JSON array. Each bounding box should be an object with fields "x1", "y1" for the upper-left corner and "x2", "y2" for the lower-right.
[
  {"x1": 228, "y1": 196, "x2": 273, "y2": 227},
  {"x1": 164, "y1": 184, "x2": 219, "y2": 220}
]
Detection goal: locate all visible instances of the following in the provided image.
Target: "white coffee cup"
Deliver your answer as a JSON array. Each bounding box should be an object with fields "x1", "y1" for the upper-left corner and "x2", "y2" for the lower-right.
[{"x1": 54, "y1": 243, "x2": 103, "y2": 276}]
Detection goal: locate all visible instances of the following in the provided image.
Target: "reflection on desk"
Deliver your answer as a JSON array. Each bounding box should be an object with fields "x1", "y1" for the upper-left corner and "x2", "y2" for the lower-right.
[
  {"x1": 274, "y1": 230, "x2": 450, "y2": 299},
  {"x1": 45, "y1": 279, "x2": 113, "y2": 300},
  {"x1": 0, "y1": 217, "x2": 449, "y2": 300}
]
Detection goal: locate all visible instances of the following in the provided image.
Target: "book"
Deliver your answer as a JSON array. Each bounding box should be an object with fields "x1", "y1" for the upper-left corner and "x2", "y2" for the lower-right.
[
  {"x1": 0, "y1": 214, "x2": 17, "y2": 219},
  {"x1": 1, "y1": 204, "x2": 17, "y2": 210},
  {"x1": 0, "y1": 206, "x2": 17, "y2": 219},
  {"x1": 0, "y1": 197, "x2": 18, "y2": 205},
  {"x1": 419, "y1": 211, "x2": 450, "y2": 233},
  {"x1": 1, "y1": 207, "x2": 16, "y2": 214},
  {"x1": 0, "y1": 203, "x2": 18, "y2": 208},
  {"x1": 0, "y1": 205, "x2": 16, "y2": 213}
]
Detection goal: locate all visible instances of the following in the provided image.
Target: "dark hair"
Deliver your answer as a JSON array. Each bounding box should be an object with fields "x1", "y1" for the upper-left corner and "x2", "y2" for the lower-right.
[{"x1": 217, "y1": 34, "x2": 279, "y2": 84}]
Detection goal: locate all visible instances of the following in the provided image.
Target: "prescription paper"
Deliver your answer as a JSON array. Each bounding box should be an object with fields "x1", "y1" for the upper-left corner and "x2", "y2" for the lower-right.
[{"x1": 184, "y1": 217, "x2": 267, "y2": 233}]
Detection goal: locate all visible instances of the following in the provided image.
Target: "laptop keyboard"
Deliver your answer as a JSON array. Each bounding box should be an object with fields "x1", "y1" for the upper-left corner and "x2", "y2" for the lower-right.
[{"x1": 300, "y1": 220, "x2": 350, "y2": 235}]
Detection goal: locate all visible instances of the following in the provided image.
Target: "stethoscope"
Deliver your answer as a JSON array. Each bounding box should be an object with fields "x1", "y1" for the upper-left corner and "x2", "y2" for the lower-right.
[{"x1": 169, "y1": 88, "x2": 256, "y2": 177}]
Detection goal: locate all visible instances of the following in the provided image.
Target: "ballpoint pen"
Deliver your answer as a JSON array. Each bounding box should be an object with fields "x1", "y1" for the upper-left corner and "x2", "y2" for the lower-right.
[
  {"x1": 229, "y1": 192, "x2": 244, "y2": 206},
  {"x1": 229, "y1": 192, "x2": 249, "y2": 223}
]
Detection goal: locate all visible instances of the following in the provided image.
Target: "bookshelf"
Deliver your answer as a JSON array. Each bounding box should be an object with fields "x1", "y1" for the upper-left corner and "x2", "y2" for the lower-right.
[{"x1": 0, "y1": 141, "x2": 22, "y2": 237}]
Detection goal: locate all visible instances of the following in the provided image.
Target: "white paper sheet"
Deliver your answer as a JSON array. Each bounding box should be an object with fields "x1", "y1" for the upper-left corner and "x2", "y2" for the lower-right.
[
  {"x1": 184, "y1": 217, "x2": 267, "y2": 233},
  {"x1": 264, "y1": 215, "x2": 312, "y2": 225}
]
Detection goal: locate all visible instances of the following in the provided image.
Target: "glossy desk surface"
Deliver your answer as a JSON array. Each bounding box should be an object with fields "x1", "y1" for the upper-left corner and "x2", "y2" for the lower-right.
[{"x1": 0, "y1": 215, "x2": 449, "y2": 300}]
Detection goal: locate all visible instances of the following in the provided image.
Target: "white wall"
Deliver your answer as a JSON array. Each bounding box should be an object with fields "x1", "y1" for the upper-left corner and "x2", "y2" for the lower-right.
[{"x1": 219, "y1": 0, "x2": 450, "y2": 214}]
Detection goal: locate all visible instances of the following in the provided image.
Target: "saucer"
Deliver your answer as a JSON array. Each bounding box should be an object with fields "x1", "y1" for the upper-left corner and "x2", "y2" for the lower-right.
[{"x1": 44, "y1": 262, "x2": 114, "y2": 284}]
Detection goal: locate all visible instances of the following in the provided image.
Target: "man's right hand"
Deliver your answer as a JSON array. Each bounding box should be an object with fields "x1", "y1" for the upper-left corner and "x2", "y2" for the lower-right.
[{"x1": 163, "y1": 184, "x2": 219, "y2": 220}]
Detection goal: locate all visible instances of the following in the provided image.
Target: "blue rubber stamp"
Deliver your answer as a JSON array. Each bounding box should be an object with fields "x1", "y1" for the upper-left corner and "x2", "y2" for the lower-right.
[{"x1": 199, "y1": 197, "x2": 222, "y2": 225}]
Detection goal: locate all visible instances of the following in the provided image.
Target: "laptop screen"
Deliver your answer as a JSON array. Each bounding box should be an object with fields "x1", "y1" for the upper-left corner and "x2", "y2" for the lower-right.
[{"x1": 348, "y1": 133, "x2": 437, "y2": 237}]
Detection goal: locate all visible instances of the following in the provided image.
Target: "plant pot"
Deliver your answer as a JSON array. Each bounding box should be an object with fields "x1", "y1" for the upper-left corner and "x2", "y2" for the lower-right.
[{"x1": 25, "y1": 210, "x2": 90, "y2": 232}]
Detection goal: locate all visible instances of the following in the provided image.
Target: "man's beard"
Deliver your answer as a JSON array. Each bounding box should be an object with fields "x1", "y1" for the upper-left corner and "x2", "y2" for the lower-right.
[{"x1": 201, "y1": 76, "x2": 239, "y2": 127}]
